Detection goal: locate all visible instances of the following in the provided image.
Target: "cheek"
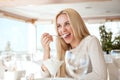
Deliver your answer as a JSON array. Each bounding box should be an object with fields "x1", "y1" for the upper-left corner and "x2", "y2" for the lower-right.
[
  {"x1": 58, "y1": 29, "x2": 62, "y2": 35},
  {"x1": 67, "y1": 26, "x2": 73, "y2": 32}
]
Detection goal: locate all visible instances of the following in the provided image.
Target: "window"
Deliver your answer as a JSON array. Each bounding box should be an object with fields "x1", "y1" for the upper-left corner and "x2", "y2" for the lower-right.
[
  {"x1": 36, "y1": 23, "x2": 57, "y2": 57},
  {"x1": 0, "y1": 18, "x2": 28, "y2": 52},
  {"x1": 1, "y1": 17, "x2": 120, "y2": 55},
  {"x1": 86, "y1": 21, "x2": 120, "y2": 41}
]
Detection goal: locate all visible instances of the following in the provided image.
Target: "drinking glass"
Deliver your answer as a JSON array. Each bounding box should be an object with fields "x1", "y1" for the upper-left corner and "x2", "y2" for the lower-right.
[
  {"x1": 111, "y1": 50, "x2": 120, "y2": 68},
  {"x1": 43, "y1": 58, "x2": 64, "y2": 79},
  {"x1": 65, "y1": 50, "x2": 89, "y2": 79}
]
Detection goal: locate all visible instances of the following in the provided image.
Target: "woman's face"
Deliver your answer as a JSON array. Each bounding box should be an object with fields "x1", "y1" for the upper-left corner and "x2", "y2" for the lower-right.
[{"x1": 56, "y1": 14, "x2": 75, "y2": 44}]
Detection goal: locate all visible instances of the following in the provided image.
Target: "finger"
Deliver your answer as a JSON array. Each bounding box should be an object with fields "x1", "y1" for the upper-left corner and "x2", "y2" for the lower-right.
[
  {"x1": 41, "y1": 33, "x2": 49, "y2": 43},
  {"x1": 41, "y1": 33, "x2": 49, "y2": 39},
  {"x1": 43, "y1": 37, "x2": 49, "y2": 45},
  {"x1": 46, "y1": 39, "x2": 52, "y2": 46},
  {"x1": 47, "y1": 35, "x2": 53, "y2": 41},
  {"x1": 41, "y1": 37, "x2": 48, "y2": 46},
  {"x1": 42, "y1": 34, "x2": 53, "y2": 42},
  {"x1": 42, "y1": 37, "x2": 51, "y2": 47}
]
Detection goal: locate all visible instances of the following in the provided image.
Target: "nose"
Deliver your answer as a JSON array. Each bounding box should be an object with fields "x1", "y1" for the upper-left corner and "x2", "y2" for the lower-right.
[{"x1": 61, "y1": 26, "x2": 66, "y2": 32}]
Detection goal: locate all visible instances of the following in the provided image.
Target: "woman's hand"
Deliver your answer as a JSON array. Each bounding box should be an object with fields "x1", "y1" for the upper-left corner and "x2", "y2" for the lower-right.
[{"x1": 41, "y1": 33, "x2": 53, "y2": 60}]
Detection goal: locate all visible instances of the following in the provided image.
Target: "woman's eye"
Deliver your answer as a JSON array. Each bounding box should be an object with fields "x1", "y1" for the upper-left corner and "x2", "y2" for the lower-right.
[
  {"x1": 65, "y1": 22, "x2": 70, "y2": 26},
  {"x1": 57, "y1": 25, "x2": 61, "y2": 29},
  {"x1": 57, "y1": 25, "x2": 60, "y2": 28},
  {"x1": 57, "y1": 25, "x2": 61, "y2": 28}
]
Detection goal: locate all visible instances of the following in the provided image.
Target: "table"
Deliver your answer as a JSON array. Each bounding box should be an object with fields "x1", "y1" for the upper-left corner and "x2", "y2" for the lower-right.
[{"x1": 34, "y1": 78, "x2": 76, "y2": 80}]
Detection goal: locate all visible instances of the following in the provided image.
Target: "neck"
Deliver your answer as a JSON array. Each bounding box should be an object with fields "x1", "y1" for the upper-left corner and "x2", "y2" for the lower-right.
[{"x1": 70, "y1": 39, "x2": 80, "y2": 49}]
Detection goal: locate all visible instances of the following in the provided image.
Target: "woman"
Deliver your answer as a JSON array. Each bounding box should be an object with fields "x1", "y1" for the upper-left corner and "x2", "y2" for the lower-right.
[{"x1": 41, "y1": 8, "x2": 107, "y2": 80}]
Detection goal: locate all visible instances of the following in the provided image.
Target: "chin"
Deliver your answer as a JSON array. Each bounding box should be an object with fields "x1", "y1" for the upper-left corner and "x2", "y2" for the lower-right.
[{"x1": 64, "y1": 40, "x2": 71, "y2": 44}]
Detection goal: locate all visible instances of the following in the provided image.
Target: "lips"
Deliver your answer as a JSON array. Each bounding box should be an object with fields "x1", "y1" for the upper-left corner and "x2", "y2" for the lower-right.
[{"x1": 61, "y1": 33, "x2": 70, "y2": 38}]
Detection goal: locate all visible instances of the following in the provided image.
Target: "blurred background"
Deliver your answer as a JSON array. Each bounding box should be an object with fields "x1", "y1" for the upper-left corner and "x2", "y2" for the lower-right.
[{"x1": 0, "y1": 0, "x2": 120, "y2": 80}]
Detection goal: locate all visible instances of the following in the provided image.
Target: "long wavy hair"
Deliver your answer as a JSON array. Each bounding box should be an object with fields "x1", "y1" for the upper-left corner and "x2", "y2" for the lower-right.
[{"x1": 55, "y1": 8, "x2": 90, "y2": 77}]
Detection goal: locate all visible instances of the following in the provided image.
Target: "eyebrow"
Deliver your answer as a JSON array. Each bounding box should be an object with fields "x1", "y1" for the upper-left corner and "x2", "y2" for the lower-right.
[
  {"x1": 65, "y1": 21, "x2": 69, "y2": 23},
  {"x1": 57, "y1": 20, "x2": 69, "y2": 26}
]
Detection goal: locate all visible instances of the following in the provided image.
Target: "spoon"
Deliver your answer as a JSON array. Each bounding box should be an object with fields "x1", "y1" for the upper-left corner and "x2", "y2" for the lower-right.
[{"x1": 52, "y1": 34, "x2": 67, "y2": 38}]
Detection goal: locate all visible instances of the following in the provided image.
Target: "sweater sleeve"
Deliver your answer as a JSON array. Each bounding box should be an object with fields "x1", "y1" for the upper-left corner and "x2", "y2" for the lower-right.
[
  {"x1": 39, "y1": 60, "x2": 50, "y2": 78},
  {"x1": 81, "y1": 36, "x2": 107, "y2": 80}
]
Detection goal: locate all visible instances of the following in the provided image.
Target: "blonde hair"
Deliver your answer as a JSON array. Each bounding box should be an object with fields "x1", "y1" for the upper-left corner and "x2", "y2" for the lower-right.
[{"x1": 55, "y1": 8, "x2": 90, "y2": 77}]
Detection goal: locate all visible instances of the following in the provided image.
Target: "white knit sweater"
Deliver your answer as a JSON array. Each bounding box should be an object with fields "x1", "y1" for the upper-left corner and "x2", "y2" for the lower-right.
[{"x1": 40, "y1": 35, "x2": 107, "y2": 80}]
